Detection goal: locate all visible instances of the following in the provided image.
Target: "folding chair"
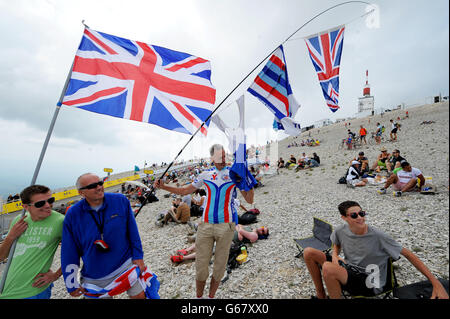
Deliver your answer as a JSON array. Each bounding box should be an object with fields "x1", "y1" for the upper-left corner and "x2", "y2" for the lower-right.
[
  {"x1": 294, "y1": 217, "x2": 333, "y2": 258},
  {"x1": 342, "y1": 257, "x2": 399, "y2": 299},
  {"x1": 393, "y1": 278, "x2": 449, "y2": 299}
]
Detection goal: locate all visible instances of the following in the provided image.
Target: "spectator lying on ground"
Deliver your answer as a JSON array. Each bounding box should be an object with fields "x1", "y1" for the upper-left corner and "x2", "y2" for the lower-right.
[{"x1": 170, "y1": 225, "x2": 269, "y2": 263}]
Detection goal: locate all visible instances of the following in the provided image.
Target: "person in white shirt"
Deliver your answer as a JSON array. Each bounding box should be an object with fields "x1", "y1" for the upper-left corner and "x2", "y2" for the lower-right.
[
  {"x1": 390, "y1": 119, "x2": 399, "y2": 141},
  {"x1": 346, "y1": 161, "x2": 368, "y2": 187},
  {"x1": 378, "y1": 162, "x2": 425, "y2": 196}
]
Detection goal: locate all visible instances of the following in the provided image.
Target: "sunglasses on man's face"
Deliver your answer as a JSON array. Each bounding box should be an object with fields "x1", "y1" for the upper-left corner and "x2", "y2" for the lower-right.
[
  {"x1": 30, "y1": 197, "x2": 55, "y2": 208},
  {"x1": 347, "y1": 211, "x2": 367, "y2": 219},
  {"x1": 79, "y1": 181, "x2": 104, "y2": 190}
]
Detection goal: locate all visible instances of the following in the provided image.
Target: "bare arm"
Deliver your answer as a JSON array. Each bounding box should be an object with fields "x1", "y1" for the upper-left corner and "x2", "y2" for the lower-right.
[
  {"x1": 239, "y1": 188, "x2": 254, "y2": 205},
  {"x1": 331, "y1": 244, "x2": 344, "y2": 265},
  {"x1": 153, "y1": 179, "x2": 197, "y2": 196},
  {"x1": 0, "y1": 215, "x2": 27, "y2": 262},
  {"x1": 401, "y1": 248, "x2": 449, "y2": 299}
]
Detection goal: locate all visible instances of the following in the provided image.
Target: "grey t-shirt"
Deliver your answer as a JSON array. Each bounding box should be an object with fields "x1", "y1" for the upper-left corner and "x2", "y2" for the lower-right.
[{"x1": 331, "y1": 224, "x2": 403, "y2": 290}]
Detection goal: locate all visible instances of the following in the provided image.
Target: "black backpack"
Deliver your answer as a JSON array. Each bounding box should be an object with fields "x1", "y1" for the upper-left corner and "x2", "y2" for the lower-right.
[
  {"x1": 238, "y1": 211, "x2": 258, "y2": 225},
  {"x1": 227, "y1": 242, "x2": 247, "y2": 271},
  {"x1": 190, "y1": 204, "x2": 204, "y2": 217}
]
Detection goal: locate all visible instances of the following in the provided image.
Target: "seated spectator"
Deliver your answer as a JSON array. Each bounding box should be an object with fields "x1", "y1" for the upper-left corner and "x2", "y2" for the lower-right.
[
  {"x1": 295, "y1": 159, "x2": 306, "y2": 171},
  {"x1": 190, "y1": 189, "x2": 206, "y2": 217},
  {"x1": 303, "y1": 200, "x2": 449, "y2": 299},
  {"x1": 286, "y1": 154, "x2": 297, "y2": 168},
  {"x1": 351, "y1": 151, "x2": 369, "y2": 173},
  {"x1": 370, "y1": 147, "x2": 391, "y2": 172},
  {"x1": 346, "y1": 161, "x2": 368, "y2": 187},
  {"x1": 161, "y1": 197, "x2": 191, "y2": 225},
  {"x1": 250, "y1": 166, "x2": 263, "y2": 187},
  {"x1": 308, "y1": 153, "x2": 320, "y2": 168},
  {"x1": 386, "y1": 149, "x2": 406, "y2": 174},
  {"x1": 277, "y1": 157, "x2": 285, "y2": 169},
  {"x1": 377, "y1": 162, "x2": 425, "y2": 196},
  {"x1": 300, "y1": 152, "x2": 309, "y2": 164}
]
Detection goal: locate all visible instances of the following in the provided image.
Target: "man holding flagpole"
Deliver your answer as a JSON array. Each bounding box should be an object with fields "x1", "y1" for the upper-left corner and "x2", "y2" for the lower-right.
[
  {"x1": 154, "y1": 144, "x2": 255, "y2": 299},
  {"x1": 0, "y1": 185, "x2": 64, "y2": 299}
]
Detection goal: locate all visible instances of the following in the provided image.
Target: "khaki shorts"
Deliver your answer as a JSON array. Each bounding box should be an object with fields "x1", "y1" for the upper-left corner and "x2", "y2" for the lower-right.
[{"x1": 195, "y1": 222, "x2": 235, "y2": 282}]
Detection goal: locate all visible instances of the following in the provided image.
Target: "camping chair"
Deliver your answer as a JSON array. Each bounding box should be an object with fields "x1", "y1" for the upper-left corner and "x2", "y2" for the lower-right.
[
  {"x1": 342, "y1": 257, "x2": 399, "y2": 299},
  {"x1": 393, "y1": 278, "x2": 449, "y2": 299},
  {"x1": 294, "y1": 217, "x2": 333, "y2": 258}
]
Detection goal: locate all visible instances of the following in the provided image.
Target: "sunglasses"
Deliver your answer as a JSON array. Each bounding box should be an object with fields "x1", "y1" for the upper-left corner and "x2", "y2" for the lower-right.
[
  {"x1": 347, "y1": 211, "x2": 367, "y2": 219},
  {"x1": 79, "y1": 181, "x2": 104, "y2": 190},
  {"x1": 29, "y1": 197, "x2": 55, "y2": 208}
]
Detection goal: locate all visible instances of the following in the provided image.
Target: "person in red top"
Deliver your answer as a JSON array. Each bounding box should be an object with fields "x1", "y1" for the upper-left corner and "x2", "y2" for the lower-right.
[{"x1": 359, "y1": 125, "x2": 368, "y2": 145}]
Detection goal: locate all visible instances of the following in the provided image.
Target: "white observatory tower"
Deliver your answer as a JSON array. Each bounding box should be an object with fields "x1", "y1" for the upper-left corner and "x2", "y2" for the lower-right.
[{"x1": 357, "y1": 70, "x2": 375, "y2": 117}]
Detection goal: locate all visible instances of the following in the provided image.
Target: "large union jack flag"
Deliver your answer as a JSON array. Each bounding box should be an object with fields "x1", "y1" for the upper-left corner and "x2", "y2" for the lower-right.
[
  {"x1": 61, "y1": 27, "x2": 216, "y2": 136},
  {"x1": 305, "y1": 25, "x2": 345, "y2": 113}
]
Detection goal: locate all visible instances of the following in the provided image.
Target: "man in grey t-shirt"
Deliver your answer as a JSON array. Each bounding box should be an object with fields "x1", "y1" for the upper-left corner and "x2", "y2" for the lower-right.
[{"x1": 303, "y1": 200, "x2": 449, "y2": 299}]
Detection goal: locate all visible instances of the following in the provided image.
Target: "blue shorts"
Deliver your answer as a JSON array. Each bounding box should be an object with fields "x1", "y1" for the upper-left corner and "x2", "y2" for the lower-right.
[{"x1": 24, "y1": 283, "x2": 54, "y2": 299}]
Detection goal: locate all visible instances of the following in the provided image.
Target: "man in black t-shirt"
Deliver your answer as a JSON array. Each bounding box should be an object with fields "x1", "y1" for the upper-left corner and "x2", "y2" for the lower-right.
[
  {"x1": 387, "y1": 149, "x2": 406, "y2": 173},
  {"x1": 350, "y1": 151, "x2": 369, "y2": 173}
]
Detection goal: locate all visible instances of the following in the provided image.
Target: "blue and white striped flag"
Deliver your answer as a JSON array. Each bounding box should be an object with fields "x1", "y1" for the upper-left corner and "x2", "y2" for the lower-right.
[{"x1": 247, "y1": 45, "x2": 301, "y2": 136}]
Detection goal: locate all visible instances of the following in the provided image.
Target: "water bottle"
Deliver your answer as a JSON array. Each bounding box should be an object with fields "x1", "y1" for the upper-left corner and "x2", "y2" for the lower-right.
[{"x1": 236, "y1": 246, "x2": 248, "y2": 264}]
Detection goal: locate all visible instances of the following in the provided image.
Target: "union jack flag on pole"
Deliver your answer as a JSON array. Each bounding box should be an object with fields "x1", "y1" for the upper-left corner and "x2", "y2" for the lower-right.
[
  {"x1": 304, "y1": 25, "x2": 345, "y2": 113},
  {"x1": 61, "y1": 27, "x2": 216, "y2": 136}
]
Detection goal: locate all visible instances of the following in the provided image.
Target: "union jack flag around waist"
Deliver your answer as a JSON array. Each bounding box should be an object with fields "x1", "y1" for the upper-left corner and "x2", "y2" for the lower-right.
[
  {"x1": 61, "y1": 27, "x2": 216, "y2": 136},
  {"x1": 82, "y1": 265, "x2": 160, "y2": 299},
  {"x1": 304, "y1": 25, "x2": 345, "y2": 113}
]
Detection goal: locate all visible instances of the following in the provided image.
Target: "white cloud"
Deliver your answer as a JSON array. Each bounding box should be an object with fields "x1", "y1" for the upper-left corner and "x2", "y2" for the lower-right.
[{"x1": 0, "y1": 0, "x2": 448, "y2": 197}]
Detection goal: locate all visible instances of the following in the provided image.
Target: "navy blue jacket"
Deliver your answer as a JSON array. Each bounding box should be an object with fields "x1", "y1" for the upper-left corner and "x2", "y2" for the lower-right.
[{"x1": 61, "y1": 193, "x2": 143, "y2": 293}]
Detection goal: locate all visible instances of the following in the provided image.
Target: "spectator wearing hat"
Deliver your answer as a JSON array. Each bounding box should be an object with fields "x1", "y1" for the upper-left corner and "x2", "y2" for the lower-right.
[
  {"x1": 346, "y1": 161, "x2": 368, "y2": 187},
  {"x1": 370, "y1": 147, "x2": 391, "y2": 173}
]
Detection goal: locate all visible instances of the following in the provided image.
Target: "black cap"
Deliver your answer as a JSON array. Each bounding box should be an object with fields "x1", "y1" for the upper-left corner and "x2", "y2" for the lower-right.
[{"x1": 359, "y1": 151, "x2": 364, "y2": 156}]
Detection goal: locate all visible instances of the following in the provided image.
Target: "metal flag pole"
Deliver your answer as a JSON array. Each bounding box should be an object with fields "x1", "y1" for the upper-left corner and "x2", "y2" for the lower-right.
[
  {"x1": 134, "y1": 1, "x2": 375, "y2": 218},
  {"x1": 0, "y1": 59, "x2": 75, "y2": 294}
]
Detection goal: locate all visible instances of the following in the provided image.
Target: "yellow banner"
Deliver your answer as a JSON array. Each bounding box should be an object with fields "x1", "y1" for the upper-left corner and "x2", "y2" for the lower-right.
[{"x1": 1, "y1": 174, "x2": 142, "y2": 215}]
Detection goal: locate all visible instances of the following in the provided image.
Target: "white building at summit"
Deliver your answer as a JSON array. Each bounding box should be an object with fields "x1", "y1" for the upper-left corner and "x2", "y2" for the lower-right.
[{"x1": 356, "y1": 70, "x2": 375, "y2": 118}]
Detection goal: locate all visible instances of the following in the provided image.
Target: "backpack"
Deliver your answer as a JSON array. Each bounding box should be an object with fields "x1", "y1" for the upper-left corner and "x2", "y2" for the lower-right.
[
  {"x1": 338, "y1": 169, "x2": 348, "y2": 184},
  {"x1": 190, "y1": 204, "x2": 204, "y2": 217},
  {"x1": 238, "y1": 211, "x2": 258, "y2": 225},
  {"x1": 226, "y1": 242, "x2": 247, "y2": 271}
]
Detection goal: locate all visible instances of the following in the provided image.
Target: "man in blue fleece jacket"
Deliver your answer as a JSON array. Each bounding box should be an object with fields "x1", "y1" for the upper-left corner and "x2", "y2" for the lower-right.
[{"x1": 61, "y1": 173, "x2": 146, "y2": 299}]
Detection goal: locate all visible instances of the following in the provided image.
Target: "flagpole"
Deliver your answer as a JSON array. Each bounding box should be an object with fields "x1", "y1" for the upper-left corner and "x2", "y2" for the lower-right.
[
  {"x1": 0, "y1": 60, "x2": 75, "y2": 294},
  {"x1": 134, "y1": 1, "x2": 375, "y2": 217}
]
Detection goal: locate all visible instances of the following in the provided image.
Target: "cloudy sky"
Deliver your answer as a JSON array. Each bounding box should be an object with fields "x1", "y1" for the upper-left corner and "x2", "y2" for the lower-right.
[{"x1": 0, "y1": 0, "x2": 448, "y2": 198}]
